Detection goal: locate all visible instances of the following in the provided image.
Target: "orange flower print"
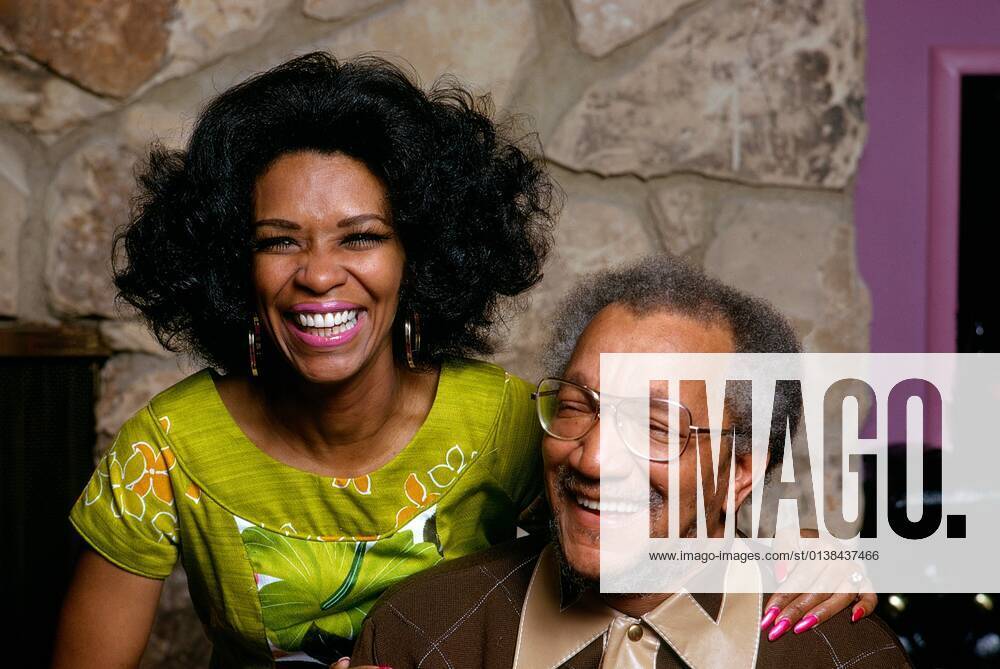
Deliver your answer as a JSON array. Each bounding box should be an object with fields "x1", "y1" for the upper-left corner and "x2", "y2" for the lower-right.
[
  {"x1": 318, "y1": 533, "x2": 381, "y2": 542},
  {"x1": 185, "y1": 482, "x2": 201, "y2": 504},
  {"x1": 82, "y1": 429, "x2": 180, "y2": 542},
  {"x1": 331, "y1": 474, "x2": 372, "y2": 495},
  {"x1": 158, "y1": 415, "x2": 171, "y2": 434},
  {"x1": 129, "y1": 441, "x2": 174, "y2": 504},
  {"x1": 395, "y1": 473, "x2": 440, "y2": 528}
]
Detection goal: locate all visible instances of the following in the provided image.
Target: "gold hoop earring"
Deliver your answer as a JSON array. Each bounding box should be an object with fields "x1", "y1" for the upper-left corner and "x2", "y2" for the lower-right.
[
  {"x1": 249, "y1": 315, "x2": 263, "y2": 377},
  {"x1": 404, "y1": 312, "x2": 422, "y2": 370}
]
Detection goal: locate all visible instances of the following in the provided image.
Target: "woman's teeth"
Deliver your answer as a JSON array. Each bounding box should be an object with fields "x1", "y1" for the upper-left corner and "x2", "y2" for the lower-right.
[
  {"x1": 576, "y1": 496, "x2": 641, "y2": 514},
  {"x1": 294, "y1": 310, "x2": 359, "y2": 336}
]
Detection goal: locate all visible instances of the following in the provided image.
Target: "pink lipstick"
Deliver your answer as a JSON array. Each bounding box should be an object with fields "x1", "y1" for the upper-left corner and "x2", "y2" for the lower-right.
[{"x1": 284, "y1": 304, "x2": 366, "y2": 349}]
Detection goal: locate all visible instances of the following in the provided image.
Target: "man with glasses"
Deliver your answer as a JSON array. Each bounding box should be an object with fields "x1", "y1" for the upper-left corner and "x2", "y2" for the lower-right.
[{"x1": 350, "y1": 255, "x2": 910, "y2": 668}]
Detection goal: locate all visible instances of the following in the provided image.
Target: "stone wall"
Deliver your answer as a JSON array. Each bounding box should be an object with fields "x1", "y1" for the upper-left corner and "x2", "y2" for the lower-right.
[{"x1": 1, "y1": 1, "x2": 870, "y2": 666}]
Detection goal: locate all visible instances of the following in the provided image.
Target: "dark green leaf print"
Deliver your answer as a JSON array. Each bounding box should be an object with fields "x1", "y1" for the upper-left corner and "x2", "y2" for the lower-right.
[
  {"x1": 321, "y1": 541, "x2": 366, "y2": 610},
  {"x1": 237, "y1": 506, "x2": 444, "y2": 654}
]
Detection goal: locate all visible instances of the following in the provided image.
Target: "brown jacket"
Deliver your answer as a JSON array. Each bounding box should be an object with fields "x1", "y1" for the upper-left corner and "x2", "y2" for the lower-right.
[{"x1": 352, "y1": 535, "x2": 911, "y2": 669}]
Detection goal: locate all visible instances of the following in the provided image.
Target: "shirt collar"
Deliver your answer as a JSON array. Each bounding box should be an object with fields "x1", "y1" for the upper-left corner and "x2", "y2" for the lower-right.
[{"x1": 514, "y1": 543, "x2": 763, "y2": 669}]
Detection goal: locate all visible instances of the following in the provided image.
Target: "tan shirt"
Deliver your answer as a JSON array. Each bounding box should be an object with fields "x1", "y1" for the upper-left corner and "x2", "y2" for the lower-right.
[
  {"x1": 352, "y1": 536, "x2": 912, "y2": 668},
  {"x1": 514, "y1": 545, "x2": 764, "y2": 669}
]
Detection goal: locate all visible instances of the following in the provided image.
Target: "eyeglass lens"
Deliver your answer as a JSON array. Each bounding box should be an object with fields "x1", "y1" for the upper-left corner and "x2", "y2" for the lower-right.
[{"x1": 535, "y1": 379, "x2": 693, "y2": 461}]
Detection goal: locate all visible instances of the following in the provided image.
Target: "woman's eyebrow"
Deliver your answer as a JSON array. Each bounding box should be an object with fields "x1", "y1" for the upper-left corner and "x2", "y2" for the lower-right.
[
  {"x1": 254, "y1": 218, "x2": 300, "y2": 230},
  {"x1": 253, "y1": 214, "x2": 388, "y2": 229},
  {"x1": 337, "y1": 213, "x2": 388, "y2": 228}
]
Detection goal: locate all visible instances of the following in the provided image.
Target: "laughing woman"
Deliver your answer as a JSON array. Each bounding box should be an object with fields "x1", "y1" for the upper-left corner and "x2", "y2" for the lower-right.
[
  {"x1": 55, "y1": 53, "x2": 553, "y2": 668},
  {"x1": 53, "y1": 53, "x2": 871, "y2": 669}
]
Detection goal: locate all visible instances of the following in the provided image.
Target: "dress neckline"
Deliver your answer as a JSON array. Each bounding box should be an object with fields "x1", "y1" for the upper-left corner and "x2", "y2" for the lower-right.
[
  {"x1": 206, "y1": 361, "x2": 446, "y2": 481},
  {"x1": 147, "y1": 357, "x2": 510, "y2": 540}
]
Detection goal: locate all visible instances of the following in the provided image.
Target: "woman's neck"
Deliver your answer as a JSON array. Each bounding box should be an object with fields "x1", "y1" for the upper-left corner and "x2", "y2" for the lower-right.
[{"x1": 241, "y1": 344, "x2": 440, "y2": 478}]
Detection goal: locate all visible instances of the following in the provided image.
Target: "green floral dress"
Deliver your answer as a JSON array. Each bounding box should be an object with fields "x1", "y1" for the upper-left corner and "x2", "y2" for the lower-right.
[{"x1": 69, "y1": 357, "x2": 542, "y2": 667}]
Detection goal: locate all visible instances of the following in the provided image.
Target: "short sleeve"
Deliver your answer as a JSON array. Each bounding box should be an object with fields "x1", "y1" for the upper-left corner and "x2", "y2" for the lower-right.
[
  {"x1": 492, "y1": 372, "x2": 544, "y2": 513},
  {"x1": 69, "y1": 405, "x2": 180, "y2": 579}
]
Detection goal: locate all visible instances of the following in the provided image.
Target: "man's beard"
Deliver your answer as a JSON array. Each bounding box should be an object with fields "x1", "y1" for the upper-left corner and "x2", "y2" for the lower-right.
[{"x1": 549, "y1": 516, "x2": 596, "y2": 598}]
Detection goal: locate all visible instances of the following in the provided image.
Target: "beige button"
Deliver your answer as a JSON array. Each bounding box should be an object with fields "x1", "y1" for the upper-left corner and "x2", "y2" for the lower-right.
[{"x1": 627, "y1": 623, "x2": 644, "y2": 642}]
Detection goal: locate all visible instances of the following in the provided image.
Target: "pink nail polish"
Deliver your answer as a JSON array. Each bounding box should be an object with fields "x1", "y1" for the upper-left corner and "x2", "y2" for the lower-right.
[
  {"x1": 768, "y1": 618, "x2": 791, "y2": 641},
  {"x1": 851, "y1": 607, "x2": 864, "y2": 622},
  {"x1": 760, "y1": 606, "x2": 780, "y2": 630},
  {"x1": 793, "y1": 614, "x2": 819, "y2": 634}
]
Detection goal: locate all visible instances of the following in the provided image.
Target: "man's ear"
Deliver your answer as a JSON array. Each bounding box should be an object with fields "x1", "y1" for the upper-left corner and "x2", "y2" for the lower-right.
[{"x1": 722, "y1": 447, "x2": 761, "y2": 514}]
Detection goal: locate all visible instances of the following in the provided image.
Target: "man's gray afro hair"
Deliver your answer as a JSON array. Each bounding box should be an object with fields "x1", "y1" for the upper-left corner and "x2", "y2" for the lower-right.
[{"x1": 541, "y1": 253, "x2": 802, "y2": 464}]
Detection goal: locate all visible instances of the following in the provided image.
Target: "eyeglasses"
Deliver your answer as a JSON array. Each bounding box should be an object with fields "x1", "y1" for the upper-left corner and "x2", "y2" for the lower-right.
[{"x1": 531, "y1": 377, "x2": 736, "y2": 463}]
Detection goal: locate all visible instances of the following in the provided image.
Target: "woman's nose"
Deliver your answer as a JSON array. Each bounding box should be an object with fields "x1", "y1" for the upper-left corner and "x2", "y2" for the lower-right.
[{"x1": 295, "y1": 251, "x2": 349, "y2": 295}]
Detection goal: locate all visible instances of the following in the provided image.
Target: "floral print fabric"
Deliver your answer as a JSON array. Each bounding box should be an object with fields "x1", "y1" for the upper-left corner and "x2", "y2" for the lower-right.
[{"x1": 69, "y1": 358, "x2": 543, "y2": 667}]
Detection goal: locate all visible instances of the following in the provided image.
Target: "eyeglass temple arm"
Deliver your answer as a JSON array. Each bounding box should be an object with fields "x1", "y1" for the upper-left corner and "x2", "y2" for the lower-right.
[{"x1": 689, "y1": 425, "x2": 745, "y2": 436}]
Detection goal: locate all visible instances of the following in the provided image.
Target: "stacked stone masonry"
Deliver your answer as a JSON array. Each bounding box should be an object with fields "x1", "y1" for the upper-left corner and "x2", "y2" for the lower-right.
[{"x1": 0, "y1": 2, "x2": 871, "y2": 666}]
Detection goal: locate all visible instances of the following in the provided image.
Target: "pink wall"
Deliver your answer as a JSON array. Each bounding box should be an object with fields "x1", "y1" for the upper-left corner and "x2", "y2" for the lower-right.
[{"x1": 855, "y1": 0, "x2": 1000, "y2": 353}]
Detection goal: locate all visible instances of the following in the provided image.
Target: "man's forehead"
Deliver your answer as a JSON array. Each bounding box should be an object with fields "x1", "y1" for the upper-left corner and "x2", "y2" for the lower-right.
[{"x1": 564, "y1": 305, "x2": 736, "y2": 385}]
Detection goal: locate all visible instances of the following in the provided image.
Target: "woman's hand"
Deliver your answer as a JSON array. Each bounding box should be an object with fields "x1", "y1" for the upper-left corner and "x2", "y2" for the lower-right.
[
  {"x1": 52, "y1": 548, "x2": 164, "y2": 668},
  {"x1": 760, "y1": 529, "x2": 877, "y2": 641},
  {"x1": 761, "y1": 573, "x2": 877, "y2": 641},
  {"x1": 330, "y1": 659, "x2": 391, "y2": 668}
]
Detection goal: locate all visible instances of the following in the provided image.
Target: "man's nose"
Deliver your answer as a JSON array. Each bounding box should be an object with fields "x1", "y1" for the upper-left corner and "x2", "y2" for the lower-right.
[
  {"x1": 571, "y1": 418, "x2": 636, "y2": 482},
  {"x1": 295, "y1": 250, "x2": 349, "y2": 295}
]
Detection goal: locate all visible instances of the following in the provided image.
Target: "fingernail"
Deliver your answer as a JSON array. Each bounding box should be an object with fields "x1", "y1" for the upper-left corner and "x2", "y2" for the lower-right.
[
  {"x1": 768, "y1": 617, "x2": 791, "y2": 641},
  {"x1": 774, "y1": 561, "x2": 787, "y2": 583},
  {"x1": 793, "y1": 614, "x2": 819, "y2": 634},
  {"x1": 760, "y1": 606, "x2": 780, "y2": 630},
  {"x1": 851, "y1": 607, "x2": 865, "y2": 622}
]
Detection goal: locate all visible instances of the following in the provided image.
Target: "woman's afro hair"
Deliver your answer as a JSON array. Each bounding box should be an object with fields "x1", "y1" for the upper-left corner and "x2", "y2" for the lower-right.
[{"x1": 114, "y1": 52, "x2": 558, "y2": 373}]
